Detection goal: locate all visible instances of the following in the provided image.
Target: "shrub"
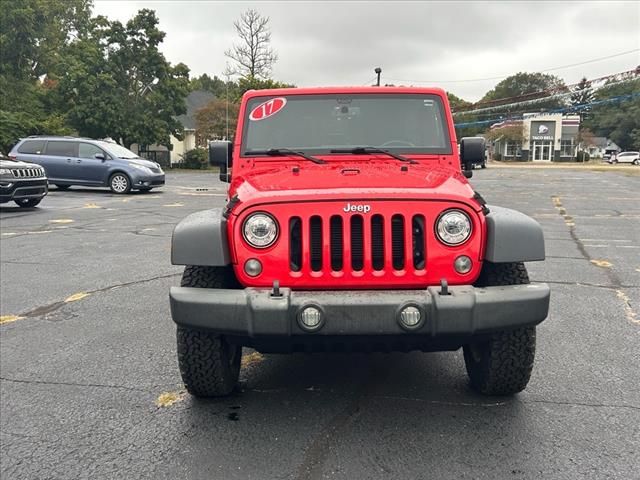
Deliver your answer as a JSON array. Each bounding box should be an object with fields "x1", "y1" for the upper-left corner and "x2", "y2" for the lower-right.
[
  {"x1": 576, "y1": 151, "x2": 590, "y2": 163},
  {"x1": 493, "y1": 152, "x2": 502, "y2": 161},
  {"x1": 183, "y1": 148, "x2": 208, "y2": 169}
]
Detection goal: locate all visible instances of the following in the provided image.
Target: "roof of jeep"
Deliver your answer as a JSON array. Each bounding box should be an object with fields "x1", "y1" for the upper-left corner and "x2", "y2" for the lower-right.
[{"x1": 242, "y1": 86, "x2": 448, "y2": 100}]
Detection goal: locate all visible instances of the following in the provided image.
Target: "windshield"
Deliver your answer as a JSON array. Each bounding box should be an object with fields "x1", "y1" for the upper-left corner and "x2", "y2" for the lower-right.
[
  {"x1": 99, "y1": 142, "x2": 139, "y2": 159},
  {"x1": 242, "y1": 94, "x2": 452, "y2": 156}
]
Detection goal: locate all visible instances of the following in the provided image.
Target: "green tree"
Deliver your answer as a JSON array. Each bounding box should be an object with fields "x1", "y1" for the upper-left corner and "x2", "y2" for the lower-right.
[
  {"x1": 0, "y1": 0, "x2": 92, "y2": 80},
  {"x1": 0, "y1": 0, "x2": 92, "y2": 151},
  {"x1": 195, "y1": 99, "x2": 239, "y2": 143},
  {"x1": 236, "y1": 76, "x2": 294, "y2": 100},
  {"x1": 570, "y1": 77, "x2": 594, "y2": 120},
  {"x1": 57, "y1": 9, "x2": 191, "y2": 148},
  {"x1": 225, "y1": 9, "x2": 278, "y2": 79},
  {"x1": 448, "y1": 92, "x2": 485, "y2": 138},
  {"x1": 583, "y1": 77, "x2": 640, "y2": 150},
  {"x1": 480, "y1": 72, "x2": 567, "y2": 113}
]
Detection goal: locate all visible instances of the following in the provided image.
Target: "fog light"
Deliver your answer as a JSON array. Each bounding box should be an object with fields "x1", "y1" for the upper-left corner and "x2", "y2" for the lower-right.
[
  {"x1": 399, "y1": 305, "x2": 421, "y2": 328},
  {"x1": 298, "y1": 306, "x2": 323, "y2": 331},
  {"x1": 454, "y1": 255, "x2": 472, "y2": 274},
  {"x1": 244, "y1": 258, "x2": 262, "y2": 277}
]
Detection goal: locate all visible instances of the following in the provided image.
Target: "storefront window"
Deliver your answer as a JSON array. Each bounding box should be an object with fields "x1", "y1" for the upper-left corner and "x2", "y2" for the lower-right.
[
  {"x1": 505, "y1": 142, "x2": 521, "y2": 157},
  {"x1": 560, "y1": 139, "x2": 574, "y2": 157}
]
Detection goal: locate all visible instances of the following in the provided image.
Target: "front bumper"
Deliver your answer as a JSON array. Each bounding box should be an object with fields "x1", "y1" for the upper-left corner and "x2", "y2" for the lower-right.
[
  {"x1": 0, "y1": 178, "x2": 48, "y2": 203},
  {"x1": 170, "y1": 283, "x2": 550, "y2": 342},
  {"x1": 130, "y1": 172, "x2": 165, "y2": 189}
]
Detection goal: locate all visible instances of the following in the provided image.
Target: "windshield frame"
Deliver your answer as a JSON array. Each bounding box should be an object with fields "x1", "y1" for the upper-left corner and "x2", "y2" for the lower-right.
[{"x1": 240, "y1": 93, "x2": 453, "y2": 158}]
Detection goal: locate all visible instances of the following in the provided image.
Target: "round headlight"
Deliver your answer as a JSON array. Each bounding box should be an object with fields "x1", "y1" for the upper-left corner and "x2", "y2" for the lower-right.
[
  {"x1": 436, "y1": 210, "x2": 472, "y2": 246},
  {"x1": 243, "y1": 213, "x2": 278, "y2": 248}
]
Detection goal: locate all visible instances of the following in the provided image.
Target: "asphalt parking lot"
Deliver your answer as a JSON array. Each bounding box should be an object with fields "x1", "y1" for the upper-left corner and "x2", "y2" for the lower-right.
[{"x1": 1, "y1": 167, "x2": 639, "y2": 479}]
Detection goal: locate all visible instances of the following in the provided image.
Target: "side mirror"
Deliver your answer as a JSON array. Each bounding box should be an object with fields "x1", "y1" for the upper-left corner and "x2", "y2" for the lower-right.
[
  {"x1": 209, "y1": 140, "x2": 233, "y2": 183},
  {"x1": 459, "y1": 137, "x2": 486, "y2": 178},
  {"x1": 95, "y1": 153, "x2": 106, "y2": 161}
]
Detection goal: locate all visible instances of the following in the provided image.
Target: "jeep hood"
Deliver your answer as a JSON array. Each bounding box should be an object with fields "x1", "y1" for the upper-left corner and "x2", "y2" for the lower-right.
[
  {"x1": 232, "y1": 162, "x2": 479, "y2": 213},
  {"x1": 0, "y1": 158, "x2": 41, "y2": 169}
]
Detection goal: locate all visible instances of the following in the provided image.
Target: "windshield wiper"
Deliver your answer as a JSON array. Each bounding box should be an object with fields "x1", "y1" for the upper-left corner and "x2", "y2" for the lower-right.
[
  {"x1": 246, "y1": 148, "x2": 326, "y2": 164},
  {"x1": 330, "y1": 147, "x2": 418, "y2": 164}
]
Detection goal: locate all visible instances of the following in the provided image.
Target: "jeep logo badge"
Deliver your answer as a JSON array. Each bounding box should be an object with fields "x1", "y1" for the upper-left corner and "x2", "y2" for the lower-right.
[{"x1": 343, "y1": 203, "x2": 371, "y2": 213}]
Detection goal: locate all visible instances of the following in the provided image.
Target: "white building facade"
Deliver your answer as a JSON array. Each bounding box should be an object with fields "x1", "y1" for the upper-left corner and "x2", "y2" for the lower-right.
[{"x1": 492, "y1": 113, "x2": 581, "y2": 162}]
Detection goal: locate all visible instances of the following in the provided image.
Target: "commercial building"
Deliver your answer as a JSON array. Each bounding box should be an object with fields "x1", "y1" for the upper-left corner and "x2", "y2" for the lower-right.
[{"x1": 491, "y1": 113, "x2": 581, "y2": 162}]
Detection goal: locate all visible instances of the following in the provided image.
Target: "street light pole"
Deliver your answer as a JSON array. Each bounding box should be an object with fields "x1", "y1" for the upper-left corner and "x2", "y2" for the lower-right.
[{"x1": 375, "y1": 67, "x2": 382, "y2": 87}]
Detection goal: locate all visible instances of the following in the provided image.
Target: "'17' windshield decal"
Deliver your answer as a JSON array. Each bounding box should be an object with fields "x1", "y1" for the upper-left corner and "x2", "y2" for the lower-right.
[{"x1": 249, "y1": 97, "x2": 287, "y2": 121}]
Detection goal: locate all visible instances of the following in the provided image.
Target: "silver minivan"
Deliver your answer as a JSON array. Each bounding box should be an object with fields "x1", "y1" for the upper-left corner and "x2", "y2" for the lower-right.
[{"x1": 9, "y1": 136, "x2": 165, "y2": 193}]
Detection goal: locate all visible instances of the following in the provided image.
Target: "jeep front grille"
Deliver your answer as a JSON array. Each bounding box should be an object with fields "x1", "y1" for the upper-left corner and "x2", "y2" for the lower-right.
[
  {"x1": 11, "y1": 168, "x2": 45, "y2": 178},
  {"x1": 289, "y1": 213, "x2": 426, "y2": 274}
]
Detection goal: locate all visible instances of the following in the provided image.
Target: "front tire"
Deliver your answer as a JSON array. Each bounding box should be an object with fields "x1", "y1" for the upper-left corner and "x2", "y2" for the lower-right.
[
  {"x1": 109, "y1": 173, "x2": 131, "y2": 194},
  {"x1": 463, "y1": 262, "x2": 536, "y2": 395},
  {"x1": 15, "y1": 198, "x2": 42, "y2": 208},
  {"x1": 176, "y1": 266, "x2": 241, "y2": 397}
]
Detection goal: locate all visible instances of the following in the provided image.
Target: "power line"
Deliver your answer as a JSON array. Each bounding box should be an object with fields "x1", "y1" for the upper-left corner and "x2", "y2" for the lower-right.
[
  {"x1": 386, "y1": 49, "x2": 640, "y2": 84},
  {"x1": 452, "y1": 68, "x2": 639, "y2": 114},
  {"x1": 453, "y1": 76, "x2": 638, "y2": 116},
  {"x1": 453, "y1": 93, "x2": 639, "y2": 128}
]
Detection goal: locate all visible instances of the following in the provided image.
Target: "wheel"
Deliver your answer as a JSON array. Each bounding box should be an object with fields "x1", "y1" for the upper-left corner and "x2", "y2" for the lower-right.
[
  {"x1": 176, "y1": 266, "x2": 242, "y2": 397},
  {"x1": 55, "y1": 185, "x2": 70, "y2": 190},
  {"x1": 463, "y1": 262, "x2": 536, "y2": 395},
  {"x1": 633, "y1": 159, "x2": 639, "y2": 166},
  {"x1": 481, "y1": 161, "x2": 487, "y2": 169},
  {"x1": 15, "y1": 198, "x2": 42, "y2": 208},
  {"x1": 109, "y1": 173, "x2": 131, "y2": 194}
]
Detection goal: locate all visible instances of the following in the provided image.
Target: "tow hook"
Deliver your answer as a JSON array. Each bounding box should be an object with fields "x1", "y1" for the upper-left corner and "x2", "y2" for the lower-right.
[
  {"x1": 439, "y1": 279, "x2": 450, "y2": 296},
  {"x1": 271, "y1": 280, "x2": 283, "y2": 298}
]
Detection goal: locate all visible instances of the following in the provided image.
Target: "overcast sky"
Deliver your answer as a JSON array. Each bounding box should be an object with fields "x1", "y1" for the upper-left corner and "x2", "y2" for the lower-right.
[{"x1": 93, "y1": 1, "x2": 639, "y2": 102}]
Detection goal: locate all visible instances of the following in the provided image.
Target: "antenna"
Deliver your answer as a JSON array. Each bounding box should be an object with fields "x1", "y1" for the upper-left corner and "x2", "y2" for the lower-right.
[{"x1": 224, "y1": 62, "x2": 232, "y2": 140}]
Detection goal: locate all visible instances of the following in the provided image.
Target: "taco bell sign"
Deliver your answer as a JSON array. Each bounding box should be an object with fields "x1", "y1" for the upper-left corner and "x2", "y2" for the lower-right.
[{"x1": 531, "y1": 121, "x2": 555, "y2": 141}]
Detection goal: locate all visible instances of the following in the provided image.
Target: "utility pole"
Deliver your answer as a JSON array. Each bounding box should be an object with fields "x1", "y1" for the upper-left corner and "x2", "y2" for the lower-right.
[{"x1": 375, "y1": 67, "x2": 382, "y2": 87}]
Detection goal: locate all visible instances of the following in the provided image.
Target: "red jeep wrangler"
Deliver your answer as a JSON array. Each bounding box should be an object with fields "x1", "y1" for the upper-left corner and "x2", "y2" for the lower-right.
[{"x1": 170, "y1": 87, "x2": 550, "y2": 397}]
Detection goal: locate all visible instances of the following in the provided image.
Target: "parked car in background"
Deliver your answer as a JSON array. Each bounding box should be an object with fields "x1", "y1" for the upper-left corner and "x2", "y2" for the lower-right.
[
  {"x1": 608, "y1": 151, "x2": 639, "y2": 165},
  {"x1": 0, "y1": 155, "x2": 48, "y2": 207},
  {"x1": 9, "y1": 136, "x2": 165, "y2": 193}
]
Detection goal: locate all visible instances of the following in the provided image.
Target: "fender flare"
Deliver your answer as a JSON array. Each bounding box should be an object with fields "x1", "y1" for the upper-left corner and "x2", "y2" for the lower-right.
[
  {"x1": 484, "y1": 206, "x2": 545, "y2": 262},
  {"x1": 171, "y1": 208, "x2": 230, "y2": 266}
]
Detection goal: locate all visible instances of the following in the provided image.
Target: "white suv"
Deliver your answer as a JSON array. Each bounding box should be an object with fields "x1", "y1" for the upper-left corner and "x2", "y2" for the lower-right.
[{"x1": 609, "y1": 151, "x2": 640, "y2": 165}]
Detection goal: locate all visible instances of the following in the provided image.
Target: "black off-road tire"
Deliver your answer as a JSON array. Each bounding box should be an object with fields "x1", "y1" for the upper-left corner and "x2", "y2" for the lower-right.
[
  {"x1": 176, "y1": 266, "x2": 241, "y2": 397},
  {"x1": 464, "y1": 262, "x2": 536, "y2": 395}
]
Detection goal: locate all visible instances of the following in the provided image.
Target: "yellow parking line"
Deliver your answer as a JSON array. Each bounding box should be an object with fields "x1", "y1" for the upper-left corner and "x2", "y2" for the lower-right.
[
  {"x1": 64, "y1": 292, "x2": 90, "y2": 303},
  {"x1": 155, "y1": 390, "x2": 186, "y2": 407},
  {"x1": 241, "y1": 352, "x2": 264, "y2": 368},
  {"x1": 590, "y1": 259, "x2": 612, "y2": 268},
  {"x1": 0, "y1": 315, "x2": 24, "y2": 325}
]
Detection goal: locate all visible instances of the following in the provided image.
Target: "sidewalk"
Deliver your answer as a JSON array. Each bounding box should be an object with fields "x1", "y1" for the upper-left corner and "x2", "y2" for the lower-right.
[{"x1": 487, "y1": 160, "x2": 640, "y2": 174}]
